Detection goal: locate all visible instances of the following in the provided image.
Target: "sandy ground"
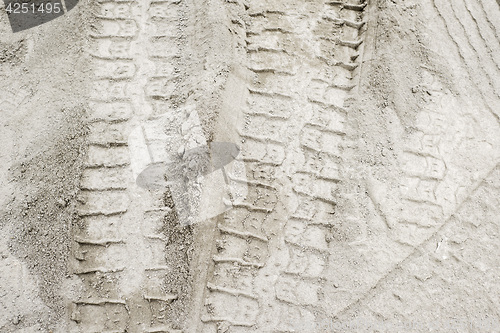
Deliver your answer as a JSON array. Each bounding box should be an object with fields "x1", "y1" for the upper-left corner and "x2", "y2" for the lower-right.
[{"x1": 0, "y1": 0, "x2": 499, "y2": 332}]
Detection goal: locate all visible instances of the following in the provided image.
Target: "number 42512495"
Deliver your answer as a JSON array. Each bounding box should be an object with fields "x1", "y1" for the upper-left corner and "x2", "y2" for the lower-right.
[{"x1": 5, "y1": 2, "x2": 62, "y2": 14}]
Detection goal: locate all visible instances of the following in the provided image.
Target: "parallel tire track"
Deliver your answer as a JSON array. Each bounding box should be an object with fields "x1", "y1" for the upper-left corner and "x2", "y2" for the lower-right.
[
  {"x1": 69, "y1": 0, "x2": 500, "y2": 332},
  {"x1": 195, "y1": 0, "x2": 500, "y2": 331}
]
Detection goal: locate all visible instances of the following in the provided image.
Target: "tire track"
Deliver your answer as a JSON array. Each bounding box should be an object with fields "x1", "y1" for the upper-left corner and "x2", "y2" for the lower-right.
[
  {"x1": 71, "y1": 1, "x2": 189, "y2": 332},
  {"x1": 385, "y1": 65, "x2": 500, "y2": 244},
  {"x1": 197, "y1": 1, "x2": 367, "y2": 331}
]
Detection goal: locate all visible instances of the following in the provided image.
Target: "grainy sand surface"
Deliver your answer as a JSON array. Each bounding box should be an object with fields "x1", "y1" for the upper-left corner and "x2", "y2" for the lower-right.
[{"x1": 1, "y1": 0, "x2": 499, "y2": 332}]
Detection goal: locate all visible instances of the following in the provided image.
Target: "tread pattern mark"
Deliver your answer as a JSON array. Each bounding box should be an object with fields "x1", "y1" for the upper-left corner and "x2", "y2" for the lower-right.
[
  {"x1": 72, "y1": 0, "x2": 189, "y2": 332},
  {"x1": 332, "y1": 165, "x2": 500, "y2": 332},
  {"x1": 389, "y1": 65, "x2": 500, "y2": 246},
  {"x1": 197, "y1": 1, "x2": 367, "y2": 332}
]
